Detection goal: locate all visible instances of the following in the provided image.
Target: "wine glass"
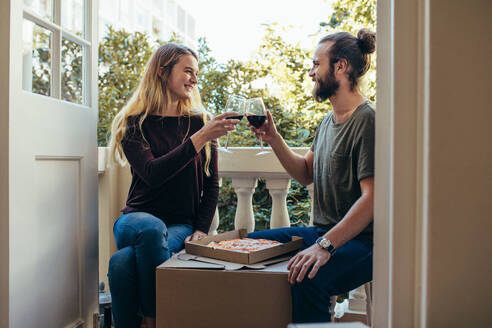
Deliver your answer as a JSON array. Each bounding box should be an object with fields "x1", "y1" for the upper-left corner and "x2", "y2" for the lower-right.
[
  {"x1": 246, "y1": 97, "x2": 271, "y2": 156},
  {"x1": 217, "y1": 95, "x2": 246, "y2": 153}
]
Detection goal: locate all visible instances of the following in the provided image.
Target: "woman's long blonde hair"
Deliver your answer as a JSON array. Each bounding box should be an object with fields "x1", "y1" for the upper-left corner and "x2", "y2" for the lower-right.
[{"x1": 108, "y1": 43, "x2": 213, "y2": 176}]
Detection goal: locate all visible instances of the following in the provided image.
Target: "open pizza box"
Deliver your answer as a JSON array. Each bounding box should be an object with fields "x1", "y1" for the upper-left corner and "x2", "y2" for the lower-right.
[{"x1": 184, "y1": 229, "x2": 304, "y2": 265}]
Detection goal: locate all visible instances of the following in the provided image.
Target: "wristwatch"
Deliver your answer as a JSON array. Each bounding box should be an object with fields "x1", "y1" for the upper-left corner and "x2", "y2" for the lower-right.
[{"x1": 316, "y1": 237, "x2": 336, "y2": 255}]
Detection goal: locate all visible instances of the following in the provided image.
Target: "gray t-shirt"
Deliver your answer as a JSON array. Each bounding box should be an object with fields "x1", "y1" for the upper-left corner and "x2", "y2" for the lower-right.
[{"x1": 311, "y1": 100, "x2": 375, "y2": 236}]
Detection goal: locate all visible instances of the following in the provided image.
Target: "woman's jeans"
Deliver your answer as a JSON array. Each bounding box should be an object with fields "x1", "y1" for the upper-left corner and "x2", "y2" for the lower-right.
[{"x1": 107, "y1": 212, "x2": 193, "y2": 328}]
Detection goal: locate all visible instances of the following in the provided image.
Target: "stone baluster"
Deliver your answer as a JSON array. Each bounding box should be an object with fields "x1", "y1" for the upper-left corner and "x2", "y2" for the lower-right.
[
  {"x1": 208, "y1": 178, "x2": 222, "y2": 235},
  {"x1": 266, "y1": 178, "x2": 291, "y2": 229},
  {"x1": 306, "y1": 183, "x2": 315, "y2": 226},
  {"x1": 231, "y1": 177, "x2": 258, "y2": 232}
]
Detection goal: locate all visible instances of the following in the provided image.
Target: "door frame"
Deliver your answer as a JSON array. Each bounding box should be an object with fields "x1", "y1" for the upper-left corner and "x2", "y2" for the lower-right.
[
  {"x1": 374, "y1": 0, "x2": 429, "y2": 326},
  {"x1": 0, "y1": 1, "x2": 10, "y2": 327}
]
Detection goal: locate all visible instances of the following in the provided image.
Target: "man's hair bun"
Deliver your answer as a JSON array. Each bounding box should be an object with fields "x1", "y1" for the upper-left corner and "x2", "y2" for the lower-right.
[{"x1": 357, "y1": 29, "x2": 376, "y2": 54}]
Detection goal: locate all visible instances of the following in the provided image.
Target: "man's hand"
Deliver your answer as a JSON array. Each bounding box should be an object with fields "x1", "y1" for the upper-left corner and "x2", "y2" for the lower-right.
[
  {"x1": 286, "y1": 244, "x2": 331, "y2": 284},
  {"x1": 248, "y1": 110, "x2": 280, "y2": 144},
  {"x1": 184, "y1": 230, "x2": 207, "y2": 242}
]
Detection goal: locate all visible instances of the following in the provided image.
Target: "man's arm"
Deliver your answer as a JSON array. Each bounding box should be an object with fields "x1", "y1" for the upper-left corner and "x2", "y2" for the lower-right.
[
  {"x1": 269, "y1": 135, "x2": 314, "y2": 186},
  {"x1": 322, "y1": 176, "x2": 374, "y2": 248},
  {"x1": 287, "y1": 176, "x2": 374, "y2": 284},
  {"x1": 252, "y1": 110, "x2": 314, "y2": 186}
]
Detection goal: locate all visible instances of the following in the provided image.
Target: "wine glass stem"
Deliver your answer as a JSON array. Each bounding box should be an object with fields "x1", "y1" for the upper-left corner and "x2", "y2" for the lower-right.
[
  {"x1": 225, "y1": 132, "x2": 230, "y2": 150},
  {"x1": 259, "y1": 134, "x2": 264, "y2": 151}
]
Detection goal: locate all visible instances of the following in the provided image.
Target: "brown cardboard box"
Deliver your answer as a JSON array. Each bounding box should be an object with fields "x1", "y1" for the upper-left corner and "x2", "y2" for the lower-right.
[
  {"x1": 185, "y1": 229, "x2": 303, "y2": 264},
  {"x1": 156, "y1": 254, "x2": 292, "y2": 328}
]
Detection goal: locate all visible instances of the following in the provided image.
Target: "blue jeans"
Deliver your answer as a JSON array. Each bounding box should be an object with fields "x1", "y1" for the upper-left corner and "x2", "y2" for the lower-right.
[
  {"x1": 248, "y1": 227, "x2": 373, "y2": 323},
  {"x1": 107, "y1": 212, "x2": 193, "y2": 328}
]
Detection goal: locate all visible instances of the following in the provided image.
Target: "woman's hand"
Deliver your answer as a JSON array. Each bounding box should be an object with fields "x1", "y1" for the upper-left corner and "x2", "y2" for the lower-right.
[
  {"x1": 191, "y1": 112, "x2": 241, "y2": 151},
  {"x1": 248, "y1": 110, "x2": 280, "y2": 145},
  {"x1": 185, "y1": 230, "x2": 208, "y2": 242}
]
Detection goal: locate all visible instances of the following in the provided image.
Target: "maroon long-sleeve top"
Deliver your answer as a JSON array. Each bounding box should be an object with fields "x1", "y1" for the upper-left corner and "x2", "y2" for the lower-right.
[{"x1": 121, "y1": 114, "x2": 219, "y2": 233}]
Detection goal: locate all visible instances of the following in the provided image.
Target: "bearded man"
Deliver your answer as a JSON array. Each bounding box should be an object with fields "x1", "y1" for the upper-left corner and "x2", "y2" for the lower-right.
[{"x1": 248, "y1": 29, "x2": 376, "y2": 324}]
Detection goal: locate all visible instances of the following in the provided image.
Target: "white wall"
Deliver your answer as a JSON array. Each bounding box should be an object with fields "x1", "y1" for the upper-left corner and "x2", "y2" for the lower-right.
[{"x1": 425, "y1": 0, "x2": 492, "y2": 326}]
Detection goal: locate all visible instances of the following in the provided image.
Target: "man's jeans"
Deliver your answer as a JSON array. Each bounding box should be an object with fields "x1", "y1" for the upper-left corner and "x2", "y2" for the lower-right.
[
  {"x1": 107, "y1": 212, "x2": 193, "y2": 328},
  {"x1": 249, "y1": 226, "x2": 373, "y2": 323}
]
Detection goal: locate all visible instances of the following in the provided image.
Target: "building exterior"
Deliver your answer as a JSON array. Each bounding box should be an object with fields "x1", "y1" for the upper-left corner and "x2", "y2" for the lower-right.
[{"x1": 99, "y1": 0, "x2": 196, "y2": 48}]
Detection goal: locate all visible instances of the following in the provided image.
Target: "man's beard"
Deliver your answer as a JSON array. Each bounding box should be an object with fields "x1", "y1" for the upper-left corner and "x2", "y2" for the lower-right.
[{"x1": 313, "y1": 70, "x2": 339, "y2": 102}]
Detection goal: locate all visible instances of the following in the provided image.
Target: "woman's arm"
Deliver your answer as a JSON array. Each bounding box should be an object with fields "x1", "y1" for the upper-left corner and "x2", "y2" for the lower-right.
[
  {"x1": 124, "y1": 113, "x2": 240, "y2": 188},
  {"x1": 193, "y1": 140, "x2": 219, "y2": 234}
]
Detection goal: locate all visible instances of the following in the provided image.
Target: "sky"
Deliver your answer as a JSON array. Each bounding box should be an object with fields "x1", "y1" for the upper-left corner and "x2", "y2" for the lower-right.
[{"x1": 179, "y1": 0, "x2": 334, "y2": 63}]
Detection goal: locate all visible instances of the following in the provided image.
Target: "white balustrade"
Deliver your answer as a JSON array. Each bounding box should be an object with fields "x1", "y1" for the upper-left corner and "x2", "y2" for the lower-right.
[
  {"x1": 231, "y1": 177, "x2": 258, "y2": 232},
  {"x1": 266, "y1": 178, "x2": 291, "y2": 228},
  {"x1": 217, "y1": 147, "x2": 310, "y2": 231}
]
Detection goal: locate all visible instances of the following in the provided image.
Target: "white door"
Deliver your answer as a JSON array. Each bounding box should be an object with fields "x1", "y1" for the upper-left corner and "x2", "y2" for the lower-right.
[{"x1": 8, "y1": 0, "x2": 99, "y2": 327}]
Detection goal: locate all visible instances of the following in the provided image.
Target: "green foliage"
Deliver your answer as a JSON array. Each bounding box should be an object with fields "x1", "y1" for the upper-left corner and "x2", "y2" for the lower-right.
[
  {"x1": 323, "y1": 0, "x2": 376, "y2": 33},
  {"x1": 30, "y1": 26, "x2": 51, "y2": 96},
  {"x1": 61, "y1": 39, "x2": 83, "y2": 103},
  {"x1": 97, "y1": 0, "x2": 377, "y2": 232},
  {"x1": 97, "y1": 26, "x2": 153, "y2": 146}
]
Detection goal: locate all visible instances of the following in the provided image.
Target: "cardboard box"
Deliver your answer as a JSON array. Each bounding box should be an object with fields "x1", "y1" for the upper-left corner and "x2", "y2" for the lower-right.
[
  {"x1": 185, "y1": 229, "x2": 303, "y2": 264},
  {"x1": 156, "y1": 254, "x2": 292, "y2": 328}
]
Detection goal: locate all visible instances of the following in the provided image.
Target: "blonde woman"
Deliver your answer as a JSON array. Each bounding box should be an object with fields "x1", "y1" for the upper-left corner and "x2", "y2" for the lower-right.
[{"x1": 107, "y1": 43, "x2": 240, "y2": 328}]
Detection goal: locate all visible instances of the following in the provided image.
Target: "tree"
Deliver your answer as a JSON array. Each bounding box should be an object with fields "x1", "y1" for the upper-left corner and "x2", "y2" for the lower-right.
[{"x1": 97, "y1": 26, "x2": 153, "y2": 146}]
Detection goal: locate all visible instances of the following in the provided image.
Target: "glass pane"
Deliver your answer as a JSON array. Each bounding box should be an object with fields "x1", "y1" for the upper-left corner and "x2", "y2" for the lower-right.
[
  {"x1": 61, "y1": 38, "x2": 83, "y2": 104},
  {"x1": 136, "y1": 9, "x2": 149, "y2": 29},
  {"x1": 23, "y1": 19, "x2": 52, "y2": 96},
  {"x1": 62, "y1": 0, "x2": 85, "y2": 38},
  {"x1": 152, "y1": 17, "x2": 161, "y2": 38},
  {"x1": 166, "y1": 0, "x2": 177, "y2": 26},
  {"x1": 152, "y1": 0, "x2": 162, "y2": 13},
  {"x1": 177, "y1": 6, "x2": 185, "y2": 32},
  {"x1": 187, "y1": 15, "x2": 195, "y2": 39},
  {"x1": 24, "y1": 0, "x2": 53, "y2": 21}
]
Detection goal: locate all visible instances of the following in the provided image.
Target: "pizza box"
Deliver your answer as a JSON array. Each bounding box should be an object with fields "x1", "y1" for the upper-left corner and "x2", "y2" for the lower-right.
[
  {"x1": 156, "y1": 253, "x2": 292, "y2": 328},
  {"x1": 184, "y1": 229, "x2": 304, "y2": 265}
]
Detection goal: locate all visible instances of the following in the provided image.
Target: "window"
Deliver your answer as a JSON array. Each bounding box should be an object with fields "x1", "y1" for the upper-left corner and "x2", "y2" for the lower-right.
[
  {"x1": 153, "y1": 0, "x2": 163, "y2": 13},
  {"x1": 177, "y1": 6, "x2": 185, "y2": 33},
  {"x1": 136, "y1": 9, "x2": 150, "y2": 31},
  {"x1": 152, "y1": 17, "x2": 162, "y2": 39},
  {"x1": 165, "y1": 0, "x2": 177, "y2": 27},
  {"x1": 119, "y1": 0, "x2": 131, "y2": 25},
  {"x1": 187, "y1": 15, "x2": 195, "y2": 40},
  {"x1": 23, "y1": 0, "x2": 91, "y2": 105}
]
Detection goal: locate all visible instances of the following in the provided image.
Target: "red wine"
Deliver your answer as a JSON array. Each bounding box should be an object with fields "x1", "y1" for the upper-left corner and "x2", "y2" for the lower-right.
[
  {"x1": 226, "y1": 115, "x2": 244, "y2": 120},
  {"x1": 247, "y1": 115, "x2": 266, "y2": 128}
]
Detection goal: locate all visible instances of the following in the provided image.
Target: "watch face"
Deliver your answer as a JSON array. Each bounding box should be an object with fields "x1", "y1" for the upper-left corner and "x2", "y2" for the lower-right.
[{"x1": 320, "y1": 239, "x2": 331, "y2": 249}]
